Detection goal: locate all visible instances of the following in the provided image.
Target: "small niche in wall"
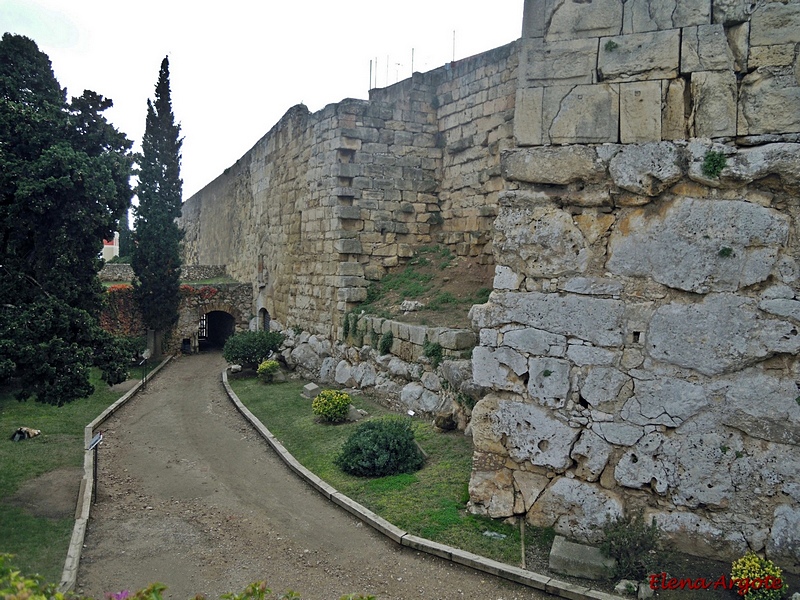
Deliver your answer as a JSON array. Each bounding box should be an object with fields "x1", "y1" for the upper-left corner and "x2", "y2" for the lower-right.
[
  {"x1": 631, "y1": 331, "x2": 642, "y2": 344},
  {"x1": 337, "y1": 148, "x2": 356, "y2": 163}
]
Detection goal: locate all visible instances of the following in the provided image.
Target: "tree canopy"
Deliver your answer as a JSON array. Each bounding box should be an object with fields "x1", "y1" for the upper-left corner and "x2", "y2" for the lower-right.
[
  {"x1": 132, "y1": 56, "x2": 184, "y2": 336},
  {"x1": 0, "y1": 33, "x2": 135, "y2": 405}
]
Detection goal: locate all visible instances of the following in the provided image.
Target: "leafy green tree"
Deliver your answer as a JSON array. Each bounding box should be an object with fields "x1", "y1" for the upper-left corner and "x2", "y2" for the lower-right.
[
  {"x1": 0, "y1": 34, "x2": 135, "y2": 405},
  {"x1": 132, "y1": 57, "x2": 184, "y2": 342}
]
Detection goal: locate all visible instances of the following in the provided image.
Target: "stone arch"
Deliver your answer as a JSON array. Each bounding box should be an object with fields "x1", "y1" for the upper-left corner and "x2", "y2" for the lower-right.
[
  {"x1": 197, "y1": 301, "x2": 245, "y2": 349},
  {"x1": 258, "y1": 307, "x2": 271, "y2": 331}
]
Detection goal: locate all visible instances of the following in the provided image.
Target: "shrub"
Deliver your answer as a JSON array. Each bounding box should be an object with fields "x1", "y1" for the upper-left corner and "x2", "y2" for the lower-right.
[
  {"x1": 222, "y1": 331, "x2": 285, "y2": 367},
  {"x1": 312, "y1": 389, "x2": 352, "y2": 423},
  {"x1": 423, "y1": 339, "x2": 444, "y2": 367},
  {"x1": 702, "y1": 150, "x2": 727, "y2": 178},
  {"x1": 730, "y1": 551, "x2": 786, "y2": 599},
  {"x1": 335, "y1": 418, "x2": 425, "y2": 477},
  {"x1": 378, "y1": 330, "x2": 394, "y2": 355},
  {"x1": 600, "y1": 509, "x2": 664, "y2": 579},
  {"x1": 256, "y1": 359, "x2": 280, "y2": 383}
]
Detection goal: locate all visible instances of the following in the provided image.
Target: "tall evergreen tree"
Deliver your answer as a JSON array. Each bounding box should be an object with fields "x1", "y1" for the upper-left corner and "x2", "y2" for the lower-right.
[
  {"x1": 0, "y1": 34, "x2": 135, "y2": 405},
  {"x1": 117, "y1": 211, "x2": 133, "y2": 260},
  {"x1": 132, "y1": 57, "x2": 184, "y2": 342}
]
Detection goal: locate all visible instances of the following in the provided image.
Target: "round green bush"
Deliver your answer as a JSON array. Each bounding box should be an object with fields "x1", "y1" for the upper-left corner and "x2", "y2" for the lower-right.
[
  {"x1": 312, "y1": 389, "x2": 351, "y2": 423},
  {"x1": 335, "y1": 417, "x2": 425, "y2": 477},
  {"x1": 222, "y1": 331, "x2": 285, "y2": 367}
]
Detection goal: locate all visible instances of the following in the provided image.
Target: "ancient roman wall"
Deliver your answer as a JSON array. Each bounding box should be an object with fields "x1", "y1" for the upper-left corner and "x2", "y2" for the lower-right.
[{"x1": 469, "y1": 0, "x2": 800, "y2": 573}]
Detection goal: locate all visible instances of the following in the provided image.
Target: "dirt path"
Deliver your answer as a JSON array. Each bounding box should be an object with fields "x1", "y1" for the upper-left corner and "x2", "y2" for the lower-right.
[{"x1": 76, "y1": 351, "x2": 546, "y2": 600}]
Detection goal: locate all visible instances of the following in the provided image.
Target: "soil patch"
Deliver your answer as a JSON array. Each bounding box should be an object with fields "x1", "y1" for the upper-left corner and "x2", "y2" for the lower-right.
[{"x1": 6, "y1": 467, "x2": 82, "y2": 520}]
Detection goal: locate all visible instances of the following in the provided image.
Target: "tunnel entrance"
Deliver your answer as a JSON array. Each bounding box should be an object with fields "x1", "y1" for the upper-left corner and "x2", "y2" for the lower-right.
[{"x1": 199, "y1": 310, "x2": 235, "y2": 349}]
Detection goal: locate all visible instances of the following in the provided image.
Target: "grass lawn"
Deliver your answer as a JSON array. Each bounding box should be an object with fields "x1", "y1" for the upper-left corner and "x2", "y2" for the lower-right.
[
  {"x1": 229, "y1": 377, "x2": 523, "y2": 565},
  {"x1": 0, "y1": 370, "x2": 124, "y2": 582}
]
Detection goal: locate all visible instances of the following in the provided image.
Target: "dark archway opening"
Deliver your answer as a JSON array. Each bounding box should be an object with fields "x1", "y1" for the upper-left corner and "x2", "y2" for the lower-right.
[
  {"x1": 259, "y1": 307, "x2": 271, "y2": 332},
  {"x1": 199, "y1": 310, "x2": 235, "y2": 349}
]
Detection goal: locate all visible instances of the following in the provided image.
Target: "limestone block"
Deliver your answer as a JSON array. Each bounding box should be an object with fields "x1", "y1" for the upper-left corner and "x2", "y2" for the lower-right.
[
  {"x1": 527, "y1": 477, "x2": 624, "y2": 544},
  {"x1": 334, "y1": 360, "x2": 356, "y2": 387},
  {"x1": 767, "y1": 505, "x2": 800, "y2": 574},
  {"x1": 353, "y1": 362, "x2": 377, "y2": 388},
  {"x1": 592, "y1": 422, "x2": 644, "y2": 446},
  {"x1": 527, "y1": 358, "x2": 571, "y2": 406},
  {"x1": 421, "y1": 371, "x2": 440, "y2": 392},
  {"x1": 567, "y1": 345, "x2": 619, "y2": 366},
  {"x1": 469, "y1": 468, "x2": 515, "y2": 518},
  {"x1": 614, "y1": 433, "x2": 675, "y2": 493},
  {"x1": 726, "y1": 22, "x2": 749, "y2": 71},
  {"x1": 319, "y1": 356, "x2": 338, "y2": 383},
  {"x1": 749, "y1": 44, "x2": 797, "y2": 69},
  {"x1": 513, "y1": 471, "x2": 550, "y2": 512},
  {"x1": 623, "y1": 0, "x2": 710, "y2": 32},
  {"x1": 691, "y1": 71, "x2": 737, "y2": 138},
  {"x1": 333, "y1": 205, "x2": 362, "y2": 220},
  {"x1": 582, "y1": 367, "x2": 631, "y2": 407},
  {"x1": 472, "y1": 346, "x2": 527, "y2": 393},
  {"x1": 493, "y1": 265, "x2": 524, "y2": 291},
  {"x1": 620, "y1": 81, "x2": 662, "y2": 143},
  {"x1": 598, "y1": 30, "x2": 680, "y2": 83},
  {"x1": 721, "y1": 368, "x2": 800, "y2": 445},
  {"x1": 573, "y1": 213, "x2": 616, "y2": 245},
  {"x1": 608, "y1": 141, "x2": 683, "y2": 196},
  {"x1": 544, "y1": 0, "x2": 624, "y2": 42},
  {"x1": 712, "y1": 0, "x2": 751, "y2": 24},
  {"x1": 681, "y1": 24, "x2": 735, "y2": 73},
  {"x1": 550, "y1": 536, "x2": 617, "y2": 580},
  {"x1": 290, "y1": 343, "x2": 322, "y2": 373},
  {"x1": 438, "y1": 329, "x2": 477, "y2": 350},
  {"x1": 333, "y1": 238, "x2": 362, "y2": 254},
  {"x1": 490, "y1": 399, "x2": 581, "y2": 471},
  {"x1": 647, "y1": 294, "x2": 800, "y2": 376},
  {"x1": 336, "y1": 287, "x2": 367, "y2": 302},
  {"x1": 493, "y1": 204, "x2": 590, "y2": 278},
  {"x1": 514, "y1": 87, "x2": 544, "y2": 146},
  {"x1": 621, "y1": 377, "x2": 709, "y2": 427},
  {"x1": 562, "y1": 277, "x2": 623, "y2": 297},
  {"x1": 387, "y1": 356, "x2": 411, "y2": 379},
  {"x1": 662, "y1": 78, "x2": 689, "y2": 140},
  {"x1": 470, "y1": 395, "x2": 512, "y2": 457},
  {"x1": 738, "y1": 69, "x2": 800, "y2": 136},
  {"x1": 760, "y1": 298, "x2": 800, "y2": 321},
  {"x1": 521, "y1": 38, "x2": 598, "y2": 86},
  {"x1": 652, "y1": 511, "x2": 749, "y2": 561},
  {"x1": 607, "y1": 198, "x2": 789, "y2": 293},
  {"x1": 571, "y1": 430, "x2": 612, "y2": 482},
  {"x1": 502, "y1": 146, "x2": 605, "y2": 185},
  {"x1": 544, "y1": 84, "x2": 620, "y2": 144},
  {"x1": 750, "y1": 3, "x2": 800, "y2": 46},
  {"x1": 302, "y1": 382, "x2": 321, "y2": 399},
  {"x1": 503, "y1": 327, "x2": 567, "y2": 357},
  {"x1": 470, "y1": 291, "x2": 626, "y2": 348}
]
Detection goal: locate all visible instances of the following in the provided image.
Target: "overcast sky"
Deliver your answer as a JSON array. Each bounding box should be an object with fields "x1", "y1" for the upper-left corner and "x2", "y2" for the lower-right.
[{"x1": 2, "y1": 1, "x2": 523, "y2": 201}]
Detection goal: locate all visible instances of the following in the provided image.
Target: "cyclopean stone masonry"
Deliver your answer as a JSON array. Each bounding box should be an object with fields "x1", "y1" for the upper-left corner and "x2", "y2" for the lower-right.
[{"x1": 468, "y1": 0, "x2": 800, "y2": 574}]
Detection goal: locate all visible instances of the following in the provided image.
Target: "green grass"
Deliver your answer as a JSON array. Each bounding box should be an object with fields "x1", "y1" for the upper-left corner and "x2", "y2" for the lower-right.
[
  {"x1": 0, "y1": 369, "x2": 124, "y2": 581},
  {"x1": 230, "y1": 378, "x2": 521, "y2": 564}
]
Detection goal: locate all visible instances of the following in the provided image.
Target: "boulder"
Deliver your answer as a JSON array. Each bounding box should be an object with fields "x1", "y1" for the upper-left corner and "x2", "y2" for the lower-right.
[{"x1": 549, "y1": 536, "x2": 617, "y2": 580}]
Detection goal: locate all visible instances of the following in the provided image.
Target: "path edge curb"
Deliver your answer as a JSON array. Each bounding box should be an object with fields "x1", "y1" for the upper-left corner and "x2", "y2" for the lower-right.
[
  {"x1": 222, "y1": 370, "x2": 627, "y2": 600},
  {"x1": 58, "y1": 356, "x2": 174, "y2": 593}
]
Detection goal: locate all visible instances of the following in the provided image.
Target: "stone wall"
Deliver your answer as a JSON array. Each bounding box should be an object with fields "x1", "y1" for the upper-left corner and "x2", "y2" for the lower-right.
[
  {"x1": 468, "y1": 0, "x2": 800, "y2": 573},
  {"x1": 178, "y1": 42, "x2": 517, "y2": 338},
  {"x1": 99, "y1": 264, "x2": 228, "y2": 282}
]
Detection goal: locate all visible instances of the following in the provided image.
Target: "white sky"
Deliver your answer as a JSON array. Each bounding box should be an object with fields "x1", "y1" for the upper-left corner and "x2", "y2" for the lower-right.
[{"x1": 2, "y1": 1, "x2": 523, "y2": 201}]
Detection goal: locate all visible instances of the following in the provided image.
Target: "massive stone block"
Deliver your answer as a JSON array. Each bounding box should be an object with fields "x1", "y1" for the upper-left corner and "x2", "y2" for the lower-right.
[
  {"x1": 544, "y1": 84, "x2": 620, "y2": 144},
  {"x1": 623, "y1": 0, "x2": 711, "y2": 32},
  {"x1": 607, "y1": 197, "x2": 790, "y2": 293},
  {"x1": 692, "y1": 71, "x2": 738, "y2": 138},
  {"x1": 681, "y1": 24, "x2": 735, "y2": 73},
  {"x1": 542, "y1": 0, "x2": 624, "y2": 42},
  {"x1": 502, "y1": 146, "x2": 606, "y2": 185},
  {"x1": 738, "y1": 69, "x2": 800, "y2": 135},
  {"x1": 520, "y1": 38, "x2": 598, "y2": 86},
  {"x1": 598, "y1": 30, "x2": 681, "y2": 82},
  {"x1": 620, "y1": 81, "x2": 662, "y2": 143},
  {"x1": 749, "y1": 3, "x2": 800, "y2": 46},
  {"x1": 608, "y1": 141, "x2": 683, "y2": 195}
]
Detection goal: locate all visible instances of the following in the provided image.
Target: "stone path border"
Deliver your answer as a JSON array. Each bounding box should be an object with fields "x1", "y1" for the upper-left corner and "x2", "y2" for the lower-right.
[
  {"x1": 58, "y1": 356, "x2": 174, "y2": 593},
  {"x1": 222, "y1": 370, "x2": 625, "y2": 600}
]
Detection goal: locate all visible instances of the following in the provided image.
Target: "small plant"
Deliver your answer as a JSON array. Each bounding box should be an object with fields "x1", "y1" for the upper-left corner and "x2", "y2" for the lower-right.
[
  {"x1": 604, "y1": 39, "x2": 619, "y2": 52},
  {"x1": 378, "y1": 330, "x2": 394, "y2": 355},
  {"x1": 542, "y1": 369, "x2": 553, "y2": 378},
  {"x1": 600, "y1": 509, "x2": 664, "y2": 580},
  {"x1": 423, "y1": 339, "x2": 444, "y2": 368},
  {"x1": 702, "y1": 150, "x2": 727, "y2": 178},
  {"x1": 292, "y1": 325, "x2": 303, "y2": 336},
  {"x1": 256, "y1": 359, "x2": 280, "y2": 383},
  {"x1": 730, "y1": 551, "x2": 786, "y2": 599},
  {"x1": 719, "y1": 246, "x2": 734, "y2": 258},
  {"x1": 735, "y1": 450, "x2": 744, "y2": 459},
  {"x1": 312, "y1": 389, "x2": 352, "y2": 423},
  {"x1": 720, "y1": 444, "x2": 729, "y2": 454},
  {"x1": 455, "y1": 391, "x2": 477, "y2": 411},
  {"x1": 335, "y1": 417, "x2": 425, "y2": 477}
]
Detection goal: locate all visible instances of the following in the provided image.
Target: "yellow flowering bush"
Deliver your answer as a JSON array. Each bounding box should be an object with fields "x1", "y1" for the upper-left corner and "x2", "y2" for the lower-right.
[
  {"x1": 730, "y1": 551, "x2": 786, "y2": 599},
  {"x1": 256, "y1": 359, "x2": 280, "y2": 383},
  {"x1": 312, "y1": 389, "x2": 352, "y2": 423}
]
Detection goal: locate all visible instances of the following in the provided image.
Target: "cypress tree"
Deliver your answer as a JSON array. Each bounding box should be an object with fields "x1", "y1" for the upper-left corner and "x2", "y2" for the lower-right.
[{"x1": 132, "y1": 57, "x2": 183, "y2": 346}]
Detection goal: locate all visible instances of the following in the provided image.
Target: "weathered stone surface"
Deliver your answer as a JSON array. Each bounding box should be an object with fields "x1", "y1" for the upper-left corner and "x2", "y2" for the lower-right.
[
  {"x1": 681, "y1": 25, "x2": 735, "y2": 73},
  {"x1": 514, "y1": 87, "x2": 544, "y2": 146},
  {"x1": 527, "y1": 478, "x2": 624, "y2": 543},
  {"x1": 568, "y1": 344, "x2": 619, "y2": 366},
  {"x1": 624, "y1": 0, "x2": 710, "y2": 32},
  {"x1": 513, "y1": 470, "x2": 550, "y2": 512},
  {"x1": 750, "y1": 3, "x2": 800, "y2": 46},
  {"x1": 582, "y1": 367, "x2": 631, "y2": 407},
  {"x1": 544, "y1": 0, "x2": 624, "y2": 41},
  {"x1": 472, "y1": 346, "x2": 527, "y2": 393},
  {"x1": 571, "y1": 430, "x2": 613, "y2": 482},
  {"x1": 712, "y1": 0, "x2": 751, "y2": 24},
  {"x1": 471, "y1": 292, "x2": 626, "y2": 347},
  {"x1": 738, "y1": 69, "x2": 800, "y2": 135},
  {"x1": 607, "y1": 198, "x2": 789, "y2": 293},
  {"x1": 550, "y1": 536, "x2": 617, "y2": 580},
  {"x1": 544, "y1": 84, "x2": 620, "y2": 144},
  {"x1": 692, "y1": 71, "x2": 737, "y2": 138},
  {"x1": 302, "y1": 382, "x2": 320, "y2": 399},
  {"x1": 387, "y1": 357, "x2": 411, "y2": 379},
  {"x1": 527, "y1": 358, "x2": 571, "y2": 406},
  {"x1": 503, "y1": 327, "x2": 567, "y2": 357},
  {"x1": 647, "y1": 294, "x2": 800, "y2": 376},
  {"x1": 437, "y1": 329, "x2": 476, "y2": 350},
  {"x1": 493, "y1": 204, "x2": 590, "y2": 278},
  {"x1": 353, "y1": 361, "x2": 377, "y2": 388},
  {"x1": 608, "y1": 141, "x2": 683, "y2": 196},
  {"x1": 767, "y1": 505, "x2": 800, "y2": 573},
  {"x1": 760, "y1": 298, "x2": 800, "y2": 321},
  {"x1": 334, "y1": 360, "x2": 356, "y2": 387},
  {"x1": 573, "y1": 213, "x2": 616, "y2": 244},
  {"x1": 469, "y1": 468, "x2": 515, "y2": 518},
  {"x1": 722, "y1": 143, "x2": 800, "y2": 187},
  {"x1": 493, "y1": 265, "x2": 523, "y2": 291},
  {"x1": 592, "y1": 422, "x2": 644, "y2": 446},
  {"x1": 662, "y1": 78, "x2": 688, "y2": 140},
  {"x1": 750, "y1": 44, "x2": 798, "y2": 69},
  {"x1": 621, "y1": 377, "x2": 709, "y2": 427},
  {"x1": 614, "y1": 433, "x2": 676, "y2": 493},
  {"x1": 561, "y1": 277, "x2": 623, "y2": 296},
  {"x1": 502, "y1": 146, "x2": 605, "y2": 185},
  {"x1": 598, "y1": 30, "x2": 680, "y2": 82},
  {"x1": 653, "y1": 510, "x2": 749, "y2": 561},
  {"x1": 319, "y1": 356, "x2": 337, "y2": 383},
  {"x1": 291, "y1": 343, "x2": 322, "y2": 372},
  {"x1": 620, "y1": 81, "x2": 662, "y2": 143},
  {"x1": 521, "y1": 38, "x2": 598, "y2": 86}
]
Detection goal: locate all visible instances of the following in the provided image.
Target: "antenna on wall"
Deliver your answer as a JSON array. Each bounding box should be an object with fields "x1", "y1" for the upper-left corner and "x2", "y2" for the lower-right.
[
  {"x1": 452, "y1": 30, "x2": 456, "y2": 62},
  {"x1": 411, "y1": 48, "x2": 414, "y2": 74}
]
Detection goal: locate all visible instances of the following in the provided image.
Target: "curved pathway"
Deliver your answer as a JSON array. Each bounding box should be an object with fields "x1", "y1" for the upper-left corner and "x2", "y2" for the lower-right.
[{"x1": 76, "y1": 351, "x2": 545, "y2": 600}]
